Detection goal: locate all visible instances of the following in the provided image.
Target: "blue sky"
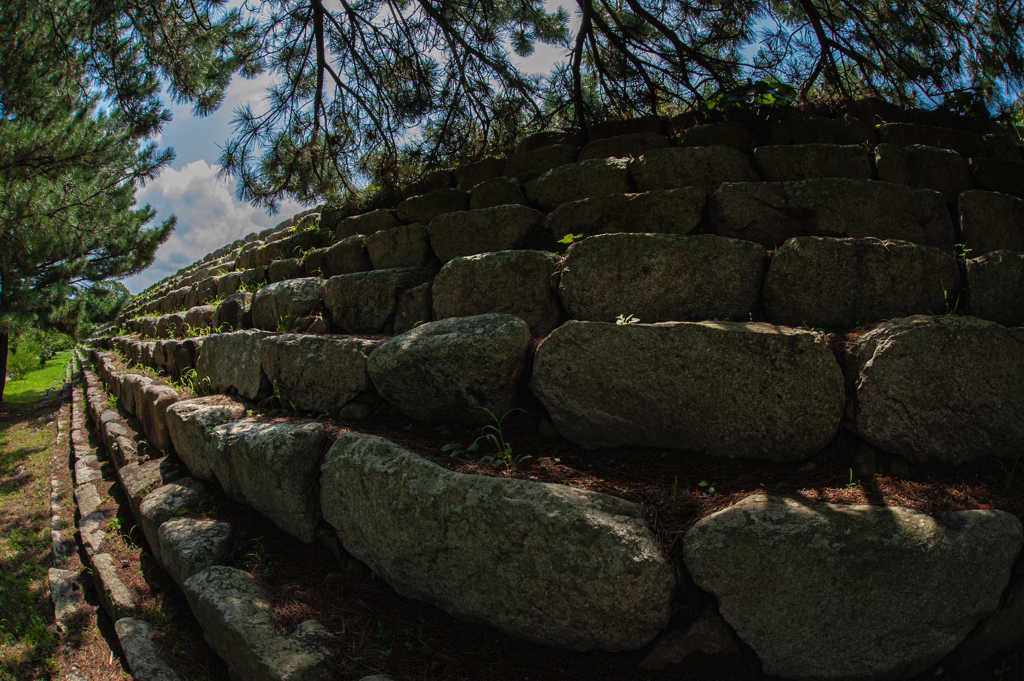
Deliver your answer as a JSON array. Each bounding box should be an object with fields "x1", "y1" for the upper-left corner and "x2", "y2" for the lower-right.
[{"x1": 123, "y1": 6, "x2": 575, "y2": 295}]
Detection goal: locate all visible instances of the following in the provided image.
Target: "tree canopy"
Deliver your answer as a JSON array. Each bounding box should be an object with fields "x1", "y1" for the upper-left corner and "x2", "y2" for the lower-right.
[{"x1": 219, "y1": 0, "x2": 1024, "y2": 210}]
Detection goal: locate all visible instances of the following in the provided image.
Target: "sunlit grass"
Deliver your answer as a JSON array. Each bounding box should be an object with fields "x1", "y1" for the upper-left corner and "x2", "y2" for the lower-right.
[{"x1": 3, "y1": 351, "x2": 73, "y2": 406}]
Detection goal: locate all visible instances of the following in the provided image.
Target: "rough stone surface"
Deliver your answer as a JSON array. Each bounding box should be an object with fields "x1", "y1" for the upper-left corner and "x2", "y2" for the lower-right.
[
  {"x1": 530, "y1": 321, "x2": 844, "y2": 460},
  {"x1": 579, "y1": 132, "x2": 670, "y2": 160},
  {"x1": 319, "y1": 432, "x2": 675, "y2": 652},
  {"x1": 137, "y1": 384, "x2": 179, "y2": 452},
  {"x1": 213, "y1": 291, "x2": 253, "y2": 331},
  {"x1": 49, "y1": 568, "x2": 86, "y2": 623},
  {"x1": 115, "y1": 618, "x2": 184, "y2": 681},
  {"x1": 839, "y1": 315, "x2": 1024, "y2": 464},
  {"x1": 754, "y1": 144, "x2": 873, "y2": 182},
  {"x1": 709, "y1": 178, "x2": 955, "y2": 251},
  {"x1": 559, "y1": 234, "x2": 767, "y2": 323},
  {"x1": 428, "y1": 204, "x2": 545, "y2": 263},
  {"x1": 316, "y1": 234, "x2": 373, "y2": 278},
  {"x1": 983, "y1": 134, "x2": 1024, "y2": 161},
  {"x1": 368, "y1": 314, "x2": 532, "y2": 425},
  {"x1": 958, "y1": 190, "x2": 1024, "y2": 256},
  {"x1": 396, "y1": 188, "x2": 469, "y2": 224},
  {"x1": 119, "y1": 374, "x2": 151, "y2": 418},
  {"x1": 543, "y1": 188, "x2": 706, "y2": 242},
  {"x1": 259, "y1": 334, "x2": 380, "y2": 414},
  {"x1": 957, "y1": 570, "x2": 1024, "y2": 668},
  {"x1": 631, "y1": 146, "x2": 759, "y2": 194},
  {"x1": 158, "y1": 518, "x2": 235, "y2": 587},
  {"x1": 468, "y1": 177, "x2": 528, "y2": 210},
  {"x1": 682, "y1": 494, "x2": 1022, "y2": 680},
  {"x1": 184, "y1": 566, "x2": 331, "y2": 681},
  {"x1": 970, "y1": 157, "x2": 1024, "y2": 199},
  {"x1": 216, "y1": 272, "x2": 242, "y2": 298},
  {"x1": 118, "y1": 458, "x2": 185, "y2": 518},
  {"x1": 252, "y1": 278, "x2": 324, "y2": 331},
  {"x1": 91, "y1": 553, "x2": 136, "y2": 619},
  {"x1": 769, "y1": 117, "x2": 878, "y2": 146},
  {"x1": 432, "y1": 251, "x2": 562, "y2": 336},
  {"x1": 269, "y1": 258, "x2": 305, "y2": 284},
  {"x1": 514, "y1": 131, "x2": 585, "y2": 154},
  {"x1": 638, "y1": 605, "x2": 742, "y2": 672},
  {"x1": 503, "y1": 144, "x2": 578, "y2": 183},
  {"x1": 324, "y1": 268, "x2": 436, "y2": 333},
  {"x1": 207, "y1": 419, "x2": 328, "y2": 542},
  {"x1": 880, "y1": 122, "x2": 986, "y2": 159},
  {"x1": 165, "y1": 396, "x2": 248, "y2": 482},
  {"x1": 139, "y1": 478, "x2": 207, "y2": 565},
  {"x1": 333, "y1": 209, "x2": 400, "y2": 242},
  {"x1": 195, "y1": 330, "x2": 275, "y2": 400},
  {"x1": 364, "y1": 223, "x2": 438, "y2": 270},
  {"x1": 393, "y1": 283, "x2": 433, "y2": 334},
  {"x1": 764, "y1": 237, "x2": 962, "y2": 328},
  {"x1": 874, "y1": 143, "x2": 971, "y2": 201},
  {"x1": 524, "y1": 158, "x2": 635, "y2": 211},
  {"x1": 454, "y1": 157, "x2": 507, "y2": 189},
  {"x1": 966, "y1": 250, "x2": 1024, "y2": 327}
]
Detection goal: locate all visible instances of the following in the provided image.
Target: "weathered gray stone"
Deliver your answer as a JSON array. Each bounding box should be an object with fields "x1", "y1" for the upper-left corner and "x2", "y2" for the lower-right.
[
  {"x1": 468, "y1": 176, "x2": 528, "y2": 210},
  {"x1": 880, "y1": 122, "x2": 986, "y2": 159},
  {"x1": 432, "y1": 251, "x2": 561, "y2": 335},
  {"x1": 544, "y1": 188, "x2": 706, "y2": 243},
  {"x1": 319, "y1": 432, "x2": 675, "y2": 651},
  {"x1": 559, "y1": 234, "x2": 767, "y2": 324},
  {"x1": 268, "y1": 258, "x2": 305, "y2": 284},
  {"x1": 983, "y1": 133, "x2": 1024, "y2": 162},
  {"x1": 137, "y1": 384, "x2": 179, "y2": 452},
  {"x1": 49, "y1": 568, "x2": 86, "y2": 623},
  {"x1": 252, "y1": 278, "x2": 324, "y2": 331},
  {"x1": 709, "y1": 178, "x2": 956, "y2": 251},
  {"x1": 79, "y1": 512, "x2": 106, "y2": 555},
  {"x1": 396, "y1": 188, "x2": 469, "y2": 224},
  {"x1": 514, "y1": 131, "x2": 584, "y2": 154},
  {"x1": 169, "y1": 337, "x2": 202, "y2": 375},
  {"x1": 139, "y1": 478, "x2": 207, "y2": 565},
  {"x1": 333, "y1": 209, "x2": 400, "y2": 242},
  {"x1": 679, "y1": 122, "x2": 753, "y2": 151},
  {"x1": 764, "y1": 237, "x2": 962, "y2": 328},
  {"x1": 184, "y1": 305, "x2": 215, "y2": 334},
  {"x1": 970, "y1": 157, "x2": 1024, "y2": 199},
  {"x1": 631, "y1": 146, "x2": 759, "y2": 194},
  {"x1": 591, "y1": 116, "x2": 663, "y2": 139},
  {"x1": 770, "y1": 117, "x2": 879, "y2": 146},
  {"x1": 207, "y1": 419, "x2": 328, "y2": 542},
  {"x1": 393, "y1": 283, "x2": 432, "y2": 334},
  {"x1": 428, "y1": 204, "x2": 545, "y2": 263},
  {"x1": 530, "y1": 321, "x2": 844, "y2": 460},
  {"x1": 524, "y1": 157, "x2": 634, "y2": 211},
  {"x1": 364, "y1": 223, "x2": 438, "y2": 270},
  {"x1": 259, "y1": 334, "x2": 380, "y2": 414},
  {"x1": 324, "y1": 268, "x2": 435, "y2": 333},
  {"x1": 91, "y1": 553, "x2": 136, "y2": 620},
  {"x1": 754, "y1": 144, "x2": 873, "y2": 182},
  {"x1": 874, "y1": 143, "x2": 971, "y2": 201},
  {"x1": 240, "y1": 266, "x2": 269, "y2": 290},
  {"x1": 454, "y1": 157, "x2": 507, "y2": 189},
  {"x1": 310, "y1": 234, "x2": 372, "y2": 279},
  {"x1": 958, "y1": 190, "x2": 1024, "y2": 255},
  {"x1": 118, "y1": 458, "x2": 185, "y2": 519},
  {"x1": 682, "y1": 494, "x2": 1023, "y2": 680},
  {"x1": 115, "y1": 618, "x2": 184, "y2": 681},
  {"x1": 966, "y1": 250, "x2": 1024, "y2": 326},
  {"x1": 184, "y1": 566, "x2": 331, "y2": 681},
  {"x1": 504, "y1": 144, "x2": 579, "y2": 183},
  {"x1": 213, "y1": 291, "x2": 253, "y2": 331},
  {"x1": 165, "y1": 396, "x2": 248, "y2": 482},
  {"x1": 368, "y1": 314, "x2": 532, "y2": 425},
  {"x1": 195, "y1": 330, "x2": 275, "y2": 400},
  {"x1": 638, "y1": 605, "x2": 742, "y2": 672},
  {"x1": 957, "y1": 569, "x2": 1024, "y2": 668},
  {"x1": 193, "y1": 277, "x2": 219, "y2": 306},
  {"x1": 402, "y1": 168, "x2": 453, "y2": 197},
  {"x1": 158, "y1": 518, "x2": 235, "y2": 587},
  {"x1": 120, "y1": 374, "x2": 152, "y2": 417},
  {"x1": 74, "y1": 483, "x2": 101, "y2": 517},
  {"x1": 840, "y1": 315, "x2": 1024, "y2": 464},
  {"x1": 216, "y1": 272, "x2": 242, "y2": 298},
  {"x1": 579, "y1": 132, "x2": 671, "y2": 160}
]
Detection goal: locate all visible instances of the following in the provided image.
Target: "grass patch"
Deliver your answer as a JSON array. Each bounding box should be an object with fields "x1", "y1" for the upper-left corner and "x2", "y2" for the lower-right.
[
  {"x1": 0, "y1": 405, "x2": 59, "y2": 680},
  {"x1": 3, "y1": 352, "x2": 72, "y2": 407}
]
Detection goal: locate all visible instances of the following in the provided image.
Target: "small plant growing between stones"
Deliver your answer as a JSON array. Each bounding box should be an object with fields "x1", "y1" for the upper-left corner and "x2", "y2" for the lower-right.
[
  {"x1": 276, "y1": 315, "x2": 292, "y2": 333},
  {"x1": 995, "y1": 455, "x2": 1024, "y2": 492},
  {"x1": 615, "y1": 313, "x2": 640, "y2": 325},
  {"x1": 698, "y1": 479, "x2": 718, "y2": 495},
  {"x1": 243, "y1": 536, "x2": 274, "y2": 577},
  {"x1": 952, "y1": 243, "x2": 972, "y2": 261},
  {"x1": 661, "y1": 476, "x2": 685, "y2": 512},
  {"x1": 442, "y1": 407, "x2": 531, "y2": 471},
  {"x1": 106, "y1": 394, "x2": 119, "y2": 409}
]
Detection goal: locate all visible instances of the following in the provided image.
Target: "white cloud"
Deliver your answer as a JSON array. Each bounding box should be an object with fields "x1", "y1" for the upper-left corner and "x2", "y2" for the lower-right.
[{"x1": 122, "y1": 160, "x2": 305, "y2": 294}]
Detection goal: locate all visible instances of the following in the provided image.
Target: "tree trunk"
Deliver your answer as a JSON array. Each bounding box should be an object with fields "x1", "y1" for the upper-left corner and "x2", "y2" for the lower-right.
[{"x1": 0, "y1": 331, "x2": 8, "y2": 402}]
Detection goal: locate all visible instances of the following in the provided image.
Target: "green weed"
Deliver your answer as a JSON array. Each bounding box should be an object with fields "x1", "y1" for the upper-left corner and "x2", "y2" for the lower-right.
[{"x1": 441, "y1": 407, "x2": 531, "y2": 471}]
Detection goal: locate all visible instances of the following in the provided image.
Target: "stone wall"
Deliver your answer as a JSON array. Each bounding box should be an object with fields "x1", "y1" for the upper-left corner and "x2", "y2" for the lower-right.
[{"x1": 85, "y1": 108, "x2": 1024, "y2": 679}]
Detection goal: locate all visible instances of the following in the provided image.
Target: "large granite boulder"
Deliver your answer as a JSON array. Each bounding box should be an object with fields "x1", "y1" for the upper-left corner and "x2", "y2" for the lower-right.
[
  {"x1": 207, "y1": 419, "x2": 329, "y2": 542},
  {"x1": 558, "y1": 233, "x2": 767, "y2": 323},
  {"x1": 874, "y1": 143, "x2": 971, "y2": 201},
  {"x1": 324, "y1": 268, "x2": 436, "y2": 333},
  {"x1": 138, "y1": 478, "x2": 207, "y2": 565},
  {"x1": 879, "y1": 122, "x2": 986, "y2": 158},
  {"x1": 319, "y1": 433, "x2": 675, "y2": 651},
  {"x1": 578, "y1": 132, "x2": 670, "y2": 160},
  {"x1": 308, "y1": 234, "x2": 373, "y2": 278},
  {"x1": 530, "y1": 321, "x2": 844, "y2": 461},
  {"x1": 630, "y1": 146, "x2": 759, "y2": 194},
  {"x1": 840, "y1": 315, "x2": 1024, "y2": 463},
  {"x1": 454, "y1": 157, "x2": 507, "y2": 189},
  {"x1": 334, "y1": 208, "x2": 399, "y2": 242},
  {"x1": 468, "y1": 177, "x2": 528, "y2": 210},
  {"x1": 503, "y1": 144, "x2": 578, "y2": 183},
  {"x1": 709, "y1": 178, "x2": 955, "y2": 251},
  {"x1": 195, "y1": 330, "x2": 275, "y2": 400},
  {"x1": 958, "y1": 190, "x2": 1024, "y2": 255},
  {"x1": 184, "y1": 566, "x2": 332, "y2": 681},
  {"x1": 428, "y1": 204, "x2": 545, "y2": 263},
  {"x1": 524, "y1": 157, "x2": 635, "y2": 211},
  {"x1": 367, "y1": 314, "x2": 532, "y2": 425},
  {"x1": 543, "y1": 188, "x2": 706, "y2": 242},
  {"x1": 957, "y1": 569, "x2": 1024, "y2": 668},
  {"x1": 432, "y1": 251, "x2": 562, "y2": 336},
  {"x1": 251, "y1": 278, "x2": 324, "y2": 331},
  {"x1": 970, "y1": 157, "x2": 1024, "y2": 199},
  {"x1": 395, "y1": 188, "x2": 469, "y2": 224},
  {"x1": 212, "y1": 291, "x2": 253, "y2": 331},
  {"x1": 165, "y1": 395, "x2": 248, "y2": 482},
  {"x1": 364, "y1": 223, "x2": 438, "y2": 270},
  {"x1": 966, "y1": 250, "x2": 1024, "y2": 327},
  {"x1": 137, "y1": 384, "x2": 179, "y2": 452},
  {"x1": 682, "y1": 494, "x2": 1022, "y2": 680},
  {"x1": 763, "y1": 237, "x2": 962, "y2": 328},
  {"x1": 753, "y1": 144, "x2": 873, "y2": 182},
  {"x1": 770, "y1": 117, "x2": 878, "y2": 146},
  {"x1": 158, "y1": 518, "x2": 235, "y2": 588},
  {"x1": 259, "y1": 334, "x2": 381, "y2": 414}
]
